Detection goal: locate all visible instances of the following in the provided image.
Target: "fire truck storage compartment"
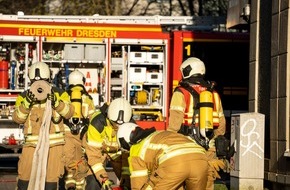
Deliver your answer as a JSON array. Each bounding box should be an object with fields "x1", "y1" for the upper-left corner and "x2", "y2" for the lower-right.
[
  {"x1": 0, "y1": 120, "x2": 24, "y2": 145},
  {"x1": 146, "y1": 52, "x2": 164, "y2": 63},
  {"x1": 129, "y1": 67, "x2": 147, "y2": 82},
  {"x1": 64, "y1": 44, "x2": 85, "y2": 60},
  {"x1": 85, "y1": 44, "x2": 106, "y2": 61},
  {"x1": 129, "y1": 52, "x2": 147, "y2": 63},
  {"x1": 146, "y1": 72, "x2": 163, "y2": 83}
]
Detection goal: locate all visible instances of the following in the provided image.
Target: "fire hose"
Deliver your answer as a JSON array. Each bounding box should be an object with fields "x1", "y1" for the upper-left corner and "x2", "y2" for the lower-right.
[{"x1": 27, "y1": 81, "x2": 52, "y2": 190}]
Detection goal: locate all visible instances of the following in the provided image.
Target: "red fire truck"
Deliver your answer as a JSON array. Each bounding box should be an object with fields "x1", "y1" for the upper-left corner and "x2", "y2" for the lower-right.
[{"x1": 0, "y1": 14, "x2": 249, "y2": 147}]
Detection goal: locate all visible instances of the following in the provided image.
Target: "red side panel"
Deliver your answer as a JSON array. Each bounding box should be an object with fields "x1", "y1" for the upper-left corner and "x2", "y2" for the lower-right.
[
  {"x1": 171, "y1": 31, "x2": 184, "y2": 84},
  {"x1": 136, "y1": 121, "x2": 166, "y2": 131}
]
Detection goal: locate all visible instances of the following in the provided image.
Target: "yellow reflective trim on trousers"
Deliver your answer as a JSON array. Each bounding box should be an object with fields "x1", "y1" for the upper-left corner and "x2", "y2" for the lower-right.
[
  {"x1": 65, "y1": 173, "x2": 74, "y2": 179},
  {"x1": 76, "y1": 178, "x2": 85, "y2": 184},
  {"x1": 130, "y1": 169, "x2": 148, "y2": 178},
  {"x1": 159, "y1": 148, "x2": 205, "y2": 164},
  {"x1": 92, "y1": 163, "x2": 105, "y2": 173},
  {"x1": 65, "y1": 179, "x2": 76, "y2": 185}
]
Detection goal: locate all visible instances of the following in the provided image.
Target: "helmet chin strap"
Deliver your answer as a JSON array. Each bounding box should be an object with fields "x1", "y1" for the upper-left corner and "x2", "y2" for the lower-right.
[
  {"x1": 182, "y1": 76, "x2": 205, "y2": 84},
  {"x1": 119, "y1": 137, "x2": 131, "y2": 150}
]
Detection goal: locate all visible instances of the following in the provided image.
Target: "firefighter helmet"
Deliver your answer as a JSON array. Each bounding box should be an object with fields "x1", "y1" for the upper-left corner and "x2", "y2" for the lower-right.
[
  {"x1": 69, "y1": 70, "x2": 85, "y2": 86},
  {"x1": 107, "y1": 98, "x2": 132, "y2": 124},
  {"x1": 180, "y1": 57, "x2": 205, "y2": 79},
  {"x1": 29, "y1": 61, "x2": 50, "y2": 81},
  {"x1": 117, "y1": 122, "x2": 138, "y2": 149}
]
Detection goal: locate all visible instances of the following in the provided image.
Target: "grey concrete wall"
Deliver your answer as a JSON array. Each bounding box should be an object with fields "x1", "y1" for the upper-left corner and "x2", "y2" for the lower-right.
[{"x1": 251, "y1": 0, "x2": 290, "y2": 188}]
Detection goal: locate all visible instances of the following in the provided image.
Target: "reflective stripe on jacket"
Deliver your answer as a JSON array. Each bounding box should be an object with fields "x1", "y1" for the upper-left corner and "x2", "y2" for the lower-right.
[
  {"x1": 24, "y1": 132, "x2": 65, "y2": 147},
  {"x1": 83, "y1": 110, "x2": 119, "y2": 183},
  {"x1": 170, "y1": 84, "x2": 223, "y2": 127},
  {"x1": 12, "y1": 87, "x2": 74, "y2": 144},
  {"x1": 129, "y1": 131, "x2": 206, "y2": 189}
]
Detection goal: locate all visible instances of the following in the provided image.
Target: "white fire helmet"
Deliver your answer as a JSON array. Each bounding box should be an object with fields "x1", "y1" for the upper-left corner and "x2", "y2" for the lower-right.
[
  {"x1": 180, "y1": 57, "x2": 206, "y2": 79},
  {"x1": 29, "y1": 62, "x2": 50, "y2": 81},
  {"x1": 107, "y1": 98, "x2": 132, "y2": 124},
  {"x1": 69, "y1": 70, "x2": 85, "y2": 86},
  {"x1": 117, "y1": 122, "x2": 138, "y2": 148}
]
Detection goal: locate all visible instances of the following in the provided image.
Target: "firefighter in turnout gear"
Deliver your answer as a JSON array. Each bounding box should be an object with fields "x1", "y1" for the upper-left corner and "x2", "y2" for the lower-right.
[
  {"x1": 117, "y1": 122, "x2": 208, "y2": 190},
  {"x1": 168, "y1": 57, "x2": 228, "y2": 190},
  {"x1": 12, "y1": 61, "x2": 74, "y2": 190},
  {"x1": 63, "y1": 70, "x2": 96, "y2": 190},
  {"x1": 82, "y1": 98, "x2": 133, "y2": 190}
]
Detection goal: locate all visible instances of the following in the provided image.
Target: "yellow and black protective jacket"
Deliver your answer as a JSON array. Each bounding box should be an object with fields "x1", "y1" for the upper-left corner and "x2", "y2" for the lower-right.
[
  {"x1": 12, "y1": 86, "x2": 74, "y2": 147},
  {"x1": 82, "y1": 109, "x2": 120, "y2": 183}
]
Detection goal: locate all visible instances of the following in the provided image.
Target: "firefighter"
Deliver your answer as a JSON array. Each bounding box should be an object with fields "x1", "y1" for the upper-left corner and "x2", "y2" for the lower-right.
[
  {"x1": 62, "y1": 70, "x2": 96, "y2": 190},
  {"x1": 12, "y1": 61, "x2": 74, "y2": 190},
  {"x1": 168, "y1": 57, "x2": 228, "y2": 190},
  {"x1": 117, "y1": 122, "x2": 208, "y2": 190},
  {"x1": 82, "y1": 97, "x2": 133, "y2": 190}
]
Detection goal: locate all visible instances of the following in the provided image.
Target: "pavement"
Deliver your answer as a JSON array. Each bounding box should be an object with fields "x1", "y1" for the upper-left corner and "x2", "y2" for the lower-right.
[
  {"x1": 0, "y1": 169, "x2": 118, "y2": 190},
  {"x1": 0, "y1": 169, "x2": 17, "y2": 190}
]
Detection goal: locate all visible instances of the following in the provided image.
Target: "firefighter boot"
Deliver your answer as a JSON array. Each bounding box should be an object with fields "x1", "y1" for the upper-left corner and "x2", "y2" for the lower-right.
[{"x1": 17, "y1": 179, "x2": 29, "y2": 190}]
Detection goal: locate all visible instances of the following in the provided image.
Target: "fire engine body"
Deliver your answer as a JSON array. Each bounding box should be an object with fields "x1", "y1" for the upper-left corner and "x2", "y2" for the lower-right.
[{"x1": 0, "y1": 14, "x2": 249, "y2": 149}]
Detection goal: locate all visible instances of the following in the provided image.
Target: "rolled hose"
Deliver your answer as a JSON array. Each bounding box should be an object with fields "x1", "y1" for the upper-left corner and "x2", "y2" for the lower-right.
[{"x1": 30, "y1": 80, "x2": 51, "y2": 101}]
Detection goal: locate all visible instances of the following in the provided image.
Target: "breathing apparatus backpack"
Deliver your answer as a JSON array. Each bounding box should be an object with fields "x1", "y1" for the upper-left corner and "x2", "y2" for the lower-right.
[
  {"x1": 64, "y1": 84, "x2": 90, "y2": 138},
  {"x1": 176, "y1": 80, "x2": 215, "y2": 150}
]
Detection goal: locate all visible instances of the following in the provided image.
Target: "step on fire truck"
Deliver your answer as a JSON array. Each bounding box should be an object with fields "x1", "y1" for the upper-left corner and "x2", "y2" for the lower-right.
[{"x1": 0, "y1": 14, "x2": 249, "y2": 152}]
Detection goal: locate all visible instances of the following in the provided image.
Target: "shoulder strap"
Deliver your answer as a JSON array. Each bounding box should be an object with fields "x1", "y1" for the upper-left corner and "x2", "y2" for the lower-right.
[
  {"x1": 179, "y1": 81, "x2": 200, "y2": 108},
  {"x1": 176, "y1": 81, "x2": 200, "y2": 124}
]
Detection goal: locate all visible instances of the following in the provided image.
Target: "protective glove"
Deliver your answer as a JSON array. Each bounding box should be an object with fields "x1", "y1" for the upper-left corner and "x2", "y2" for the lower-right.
[
  {"x1": 223, "y1": 159, "x2": 234, "y2": 173},
  {"x1": 47, "y1": 90, "x2": 60, "y2": 108},
  {"x1": 23, "y1": 90, "x2": 37, "y2": 109},
  {"x1": 101, "y1": 179, "x2": 114, "y2": 190},
  {"x1": 77, "y1": 159, "x2": 89, "y2": 174},
  {"x1": 208, "y1": 159, "x2": 226, "y2": 179}
]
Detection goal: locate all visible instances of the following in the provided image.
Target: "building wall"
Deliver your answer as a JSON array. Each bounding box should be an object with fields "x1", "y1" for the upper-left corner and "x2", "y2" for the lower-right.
[{"x1": 251, "y1": 0, "x2": 290, "y2": 189}]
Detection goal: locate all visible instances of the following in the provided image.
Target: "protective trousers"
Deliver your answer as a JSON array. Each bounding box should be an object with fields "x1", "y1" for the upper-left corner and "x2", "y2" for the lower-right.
[
  {"x1": 85, "y1": 174, "x2": 101, "y2": 190},
  {"x1": 17, "y1": 179, "x2": 57, "y2": 190},
  {"x1": 64, "y1": 132, "x2": 89, "y2": 190},
  {"x1": 206, "y1": 149, "x2": 217, "y2": 190},
  {"x1": 144, "y1": 153, "x2": 208, "y2": 190},
  {"x1": 109, "y1": 151, "x2": 131, "y2": 189},
  {"x1": 17, "y1": 145, "x2": 65, "y2": 184}
]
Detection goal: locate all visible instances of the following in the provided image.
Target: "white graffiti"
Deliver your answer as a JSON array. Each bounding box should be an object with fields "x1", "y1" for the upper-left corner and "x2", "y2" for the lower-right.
[{"x1": 240, "y1": 118, "x2": 264, "y2": 159}]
